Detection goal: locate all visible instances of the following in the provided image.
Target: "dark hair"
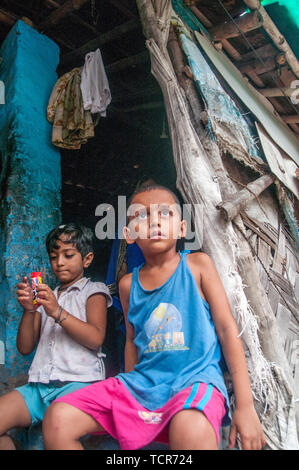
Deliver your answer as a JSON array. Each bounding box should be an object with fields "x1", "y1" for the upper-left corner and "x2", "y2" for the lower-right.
[
  {"x1": 46, "y1": 223, "x2": 95, "y2": 259},
  {"x1": 129, "y1": 184, "x2": 181, "y2": 209}
]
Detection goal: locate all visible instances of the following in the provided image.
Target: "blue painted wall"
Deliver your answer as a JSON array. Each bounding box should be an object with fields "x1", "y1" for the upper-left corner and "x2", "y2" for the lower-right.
[{"x1": 0, "y1": 20, "x2": 61, "y2": 390}]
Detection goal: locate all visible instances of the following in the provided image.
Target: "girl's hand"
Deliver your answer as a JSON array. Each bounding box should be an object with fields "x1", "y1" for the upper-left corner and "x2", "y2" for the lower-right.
[
  {"x1": 36, "y1": 284, "x2": 60, "y2": 319},
  {"x1": 17, "y1": 276, "x2": 37, "y2": 312},
  {"x1": 229, "y1": 404, "x2": 266, "y2": 450}
]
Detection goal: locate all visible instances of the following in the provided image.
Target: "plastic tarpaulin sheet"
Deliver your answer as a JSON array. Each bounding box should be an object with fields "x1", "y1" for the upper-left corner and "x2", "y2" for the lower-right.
[{"x1": 179, "y1": 32, "x2": 261, "y2": 169}]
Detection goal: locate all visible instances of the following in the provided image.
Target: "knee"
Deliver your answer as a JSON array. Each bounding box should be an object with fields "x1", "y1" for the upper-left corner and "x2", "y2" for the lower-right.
[
  {"x1": 42, "y1": 402, "x2": 70, "y2": 449},
  {"x1": 169, "y1": 410, "x2": 218, "y2": 450}
]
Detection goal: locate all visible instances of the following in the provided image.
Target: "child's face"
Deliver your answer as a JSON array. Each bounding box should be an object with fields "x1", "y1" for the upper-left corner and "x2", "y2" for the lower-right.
[
  {"x1": 124, "y1": 189, "x2": 186, "y2": 253},
  {"x1": 49, "y1": 236, "x2": 93, "y2": 286}
]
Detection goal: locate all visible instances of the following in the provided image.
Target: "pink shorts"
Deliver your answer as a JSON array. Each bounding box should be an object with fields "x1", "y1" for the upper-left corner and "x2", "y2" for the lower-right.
[{"x1": 55, "y1": 377, "x2": 227, "y2": 450}]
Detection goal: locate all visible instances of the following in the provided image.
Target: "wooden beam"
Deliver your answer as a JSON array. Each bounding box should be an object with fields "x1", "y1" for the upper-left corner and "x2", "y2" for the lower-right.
[
  {"x1": 0, "y1": 8, "x2": 17, "y2": 26},
  {"x1": 39, "y1": 0, "x2": 90, "y2": 30},
  {"x1": 106, "y1": 50, "x2": 149, "y2": 74},
  {"x1": 260, "y1": 87, "x2": 293, "y2": 98},
  {"x1": 281, "y1": 115, "x2": 299, "y2": 124},
  {"x1": 245, "y1": 69, "x2": 265, "y2": 87},
  {"x1": 240, "y1": 54, "x2": 286, "y2": 76},
  {"x1": 44, "y1": 0, "x2": 99, "y2": 34},
  {"x1": 243, "y1": 0, "x2": 299, "y2": 78},
  {"x1": 61, "y1": 19, "x2": 140, "y2": 65},
  {"x1": 216, "y1": 174, "x2": 275, "y2": 221},
  {"x1": 189, "y1": 5, "x2": 242, "y2": 61},
  {"x1": 109, "y1": 0, "x2": 137, "y2": 19},
  {"x1": 209, "y1": 11, "x2": 263, "y2": 41},
  {"x1": 241, "y1": 43, "x2": 276, "y2": 63}
]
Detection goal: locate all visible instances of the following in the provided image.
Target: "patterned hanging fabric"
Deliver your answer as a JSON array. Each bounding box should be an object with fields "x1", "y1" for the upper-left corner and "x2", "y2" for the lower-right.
[{"x1": 47, "y1": 67, "x2": 95, "y2": 149}]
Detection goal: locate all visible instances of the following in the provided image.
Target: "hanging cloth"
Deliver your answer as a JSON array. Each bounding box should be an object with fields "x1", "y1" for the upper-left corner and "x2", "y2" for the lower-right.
[
  {"x1": 80, "y1": 48, "x2": 111, "y2": 116},
  {"x1": 47, "y1": 67, "x2": 95, "y2": 150}
]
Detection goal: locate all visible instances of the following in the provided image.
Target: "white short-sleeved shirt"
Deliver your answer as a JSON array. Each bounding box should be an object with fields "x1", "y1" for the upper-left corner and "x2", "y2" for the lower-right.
[{"x1": 28, "y1": 277, "x2": 112, "y2": 384}]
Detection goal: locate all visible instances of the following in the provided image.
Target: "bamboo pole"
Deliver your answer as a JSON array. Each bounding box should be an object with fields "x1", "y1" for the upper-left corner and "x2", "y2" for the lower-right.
[
  {"x1": 216, "y1": 174, "x2": 275, "y2": 221},
  {"x1": 243, "y1": 0, "x2": 299, "y2": 78}
]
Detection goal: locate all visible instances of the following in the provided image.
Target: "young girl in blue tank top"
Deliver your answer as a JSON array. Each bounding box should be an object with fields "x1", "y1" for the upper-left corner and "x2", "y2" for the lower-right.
[{"x1": 43, "y1": 185, "x2": 266, "y2": 451}]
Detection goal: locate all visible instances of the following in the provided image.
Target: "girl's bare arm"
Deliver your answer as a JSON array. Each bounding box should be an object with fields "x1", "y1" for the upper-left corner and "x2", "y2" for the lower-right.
[{"x1": 118, "y1": 273, "x2": 138, "y2": 372}]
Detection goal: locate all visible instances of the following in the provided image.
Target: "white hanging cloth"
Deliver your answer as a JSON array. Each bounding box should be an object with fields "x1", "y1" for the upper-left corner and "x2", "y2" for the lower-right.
[{"x1": 80, "y1": 48, "x2": 111, "y2": 116}]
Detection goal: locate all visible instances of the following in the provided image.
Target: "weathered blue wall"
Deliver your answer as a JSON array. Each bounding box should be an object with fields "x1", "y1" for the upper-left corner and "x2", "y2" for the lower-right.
[{"x1": 0, "y1": 20, "x2": 61, "y2": 391}]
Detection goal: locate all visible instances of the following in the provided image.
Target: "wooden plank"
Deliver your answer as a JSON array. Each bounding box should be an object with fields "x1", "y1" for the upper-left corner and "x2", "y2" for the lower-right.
[
  {"x1": 267, "y1": 282, "x2": 280, "y2": 316},
  {"x1": 269, "y1": 268, "x2": 293, "y2": 296},
  {"x1": 273, "y1": 223, "x2": 286, "y2": 275},
  {"x1": 242, "y1": 216, "x2": 276, "y2": 250},
  {"x1": 257, "y1": 237, "x2": 271, "y2": 291}
]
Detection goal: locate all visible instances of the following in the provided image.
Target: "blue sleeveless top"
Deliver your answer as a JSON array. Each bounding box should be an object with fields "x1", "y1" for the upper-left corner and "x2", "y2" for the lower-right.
[{"x1": 117, "y1": 252, "x2": 230, "y2": 424}]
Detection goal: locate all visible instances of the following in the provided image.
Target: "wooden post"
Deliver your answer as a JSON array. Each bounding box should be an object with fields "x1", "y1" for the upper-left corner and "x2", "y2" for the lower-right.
[
  {"x1": 167, "y1": 24, "x2": 205, "y2": 136},
  {"x1": 216, "y1": 174, "x2": 275, "y2": 221}
]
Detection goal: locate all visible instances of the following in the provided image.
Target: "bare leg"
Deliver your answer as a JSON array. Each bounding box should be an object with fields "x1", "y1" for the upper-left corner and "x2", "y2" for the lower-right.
[
  {"x1": 0, "y1": 391, "x2": 32, "y2": 450},
  {"x1": 169, "y1": 409, "x2": 218, "y2": 450},
  {"x1": 43, "y1": 402, "x2": 104, "y2": 450}
]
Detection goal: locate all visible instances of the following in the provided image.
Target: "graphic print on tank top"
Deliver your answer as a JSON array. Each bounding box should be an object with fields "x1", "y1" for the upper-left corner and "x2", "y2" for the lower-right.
[{"x1": 144, "y1": 302, "x2": 189, "y2": 353}]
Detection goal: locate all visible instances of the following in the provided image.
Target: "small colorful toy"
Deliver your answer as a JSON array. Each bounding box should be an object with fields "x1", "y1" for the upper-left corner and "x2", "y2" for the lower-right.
[{"x1": 31, "y1": 272, "x2": 42, "y2": 307}]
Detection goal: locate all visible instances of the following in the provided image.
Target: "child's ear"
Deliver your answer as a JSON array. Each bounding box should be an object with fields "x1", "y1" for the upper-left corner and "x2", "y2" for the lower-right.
[
  {"x1": 83, "y1": 252, "x2": 94, "y2": 269},
  {"x1": 180, "y1": 219, "x2": 187, "y2": 239},
  {"x1": 123, "y1": 226, "x2": 136, "y2": 245}
]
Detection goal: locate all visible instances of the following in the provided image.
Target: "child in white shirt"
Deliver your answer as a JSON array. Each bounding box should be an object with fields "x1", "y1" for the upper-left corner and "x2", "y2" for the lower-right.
[{"x1": 0, "y1": 223, "x2": 112, "y2": 449}]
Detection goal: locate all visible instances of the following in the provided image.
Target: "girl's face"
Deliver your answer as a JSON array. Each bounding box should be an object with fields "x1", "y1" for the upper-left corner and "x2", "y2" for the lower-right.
[
  {"x1": 49, "y1": 236, "x2": 93, "y2": 287},
  {"x1": 125, "y1": 189, "x2": 186, "y2": 253}
]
